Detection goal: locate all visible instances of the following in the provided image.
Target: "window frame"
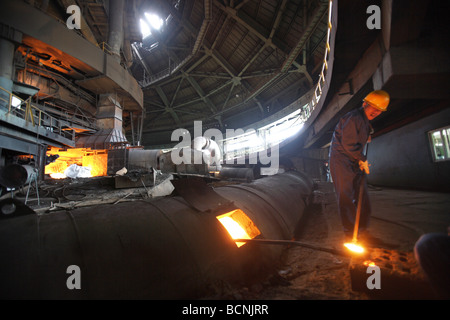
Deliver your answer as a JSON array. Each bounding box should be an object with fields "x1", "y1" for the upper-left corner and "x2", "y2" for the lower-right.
[{"x1": 428, "y1": 126, "x2": 450, "y2": 162}]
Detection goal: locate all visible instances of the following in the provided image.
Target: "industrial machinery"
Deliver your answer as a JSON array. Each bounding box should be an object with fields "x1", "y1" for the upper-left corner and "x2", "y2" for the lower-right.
[{"x1": 0, "y1": 171, "x2": 313, "y2": 299}]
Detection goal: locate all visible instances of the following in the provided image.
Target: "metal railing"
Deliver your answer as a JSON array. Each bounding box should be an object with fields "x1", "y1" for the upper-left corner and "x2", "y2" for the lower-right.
[
  {"x1": 138, "y1": 51, "x2": 193, "y2": 88},
  {"x1": 0, "y1": 86, "x2": 76, "y2": 142},
  {"x1": 98, "y1": 41, "x2": 115, "y2": 56}
]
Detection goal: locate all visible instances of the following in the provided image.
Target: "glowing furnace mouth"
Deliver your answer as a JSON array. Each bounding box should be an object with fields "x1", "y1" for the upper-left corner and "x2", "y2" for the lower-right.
[
  {"x1": 216, "y1": 209, "x2": 261, "y2": 248},
  {"x1": 45, "y1": 147, "x2": 108, "y2": 179}
]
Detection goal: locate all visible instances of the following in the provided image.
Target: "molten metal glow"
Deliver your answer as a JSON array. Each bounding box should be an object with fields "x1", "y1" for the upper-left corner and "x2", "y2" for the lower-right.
[
  {"x1": 216, "y1": 209, "x2": 261, "y2": 248},
  {"x1": 364, "y1": 260, "x2": 376, "y2": 267},
  {"x1": 217, "y1": 216, "x2": 250, "y2": 247},
  {"x1": 344, "y1": 242, "x2": 365, "y2": 254},
  {"x1": 49, "y1": 172, "x2": 67, "y2": 179},
  {"x1": 45, "y1": 147, "x2": 108, "y2": 179}
]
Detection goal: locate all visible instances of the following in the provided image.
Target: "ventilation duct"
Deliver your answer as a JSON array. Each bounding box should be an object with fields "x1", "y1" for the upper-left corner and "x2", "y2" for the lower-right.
[{"x1": 76, "y1": 94, "x2": 128, "y2": 150}]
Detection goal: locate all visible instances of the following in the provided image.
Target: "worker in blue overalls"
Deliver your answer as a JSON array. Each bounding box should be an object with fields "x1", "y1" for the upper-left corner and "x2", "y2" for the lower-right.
[{"x1": 329, "y1": 90, "x2": 390, "y2": 243}]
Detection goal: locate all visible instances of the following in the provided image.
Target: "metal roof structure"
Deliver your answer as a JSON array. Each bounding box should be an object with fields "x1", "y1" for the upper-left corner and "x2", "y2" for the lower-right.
[
  {"x1": 129, "y1": 0, "x2": 330, "y2": 143},
  {"x1": 1, "y1": 0, "x2": 448, "y2": 151}
]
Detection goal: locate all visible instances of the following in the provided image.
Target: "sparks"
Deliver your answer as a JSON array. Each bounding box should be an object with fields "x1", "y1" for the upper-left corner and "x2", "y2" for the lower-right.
[
  {"x1": 363, "y1": 260, "x2": 376, "y2": 267},
  {"x1": 343, "y1": 242, "x2": 365, "y2": 254}
]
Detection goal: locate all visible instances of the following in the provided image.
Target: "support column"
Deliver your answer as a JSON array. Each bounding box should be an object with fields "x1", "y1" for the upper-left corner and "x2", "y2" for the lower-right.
[
  {"x1": 37, "y1": 144, "x2": 47, "y2": 182},
  {"x1": 0, "y1": 38, "x2": 15, "y2": 109}
]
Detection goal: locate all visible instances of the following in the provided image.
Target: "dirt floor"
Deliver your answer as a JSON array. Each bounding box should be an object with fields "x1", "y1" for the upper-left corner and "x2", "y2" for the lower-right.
[{"x1": 228, "y1": 181, "x2": 450, "y2": 300}]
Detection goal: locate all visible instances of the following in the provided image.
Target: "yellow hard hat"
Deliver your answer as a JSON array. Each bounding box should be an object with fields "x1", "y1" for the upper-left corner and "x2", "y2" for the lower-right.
[{"x1": 363, "y1": 90, "x2": 390, "y2": 111}]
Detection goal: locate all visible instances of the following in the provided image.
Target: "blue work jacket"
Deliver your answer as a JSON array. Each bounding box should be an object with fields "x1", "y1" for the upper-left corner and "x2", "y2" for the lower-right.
[{"x1": 329, "y1": 107, "x2": 372, "y2": 163}]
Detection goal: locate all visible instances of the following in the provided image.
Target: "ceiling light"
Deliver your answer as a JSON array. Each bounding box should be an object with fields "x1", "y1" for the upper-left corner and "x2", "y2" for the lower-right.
[
  {"x1": 140, "y1": 18, "x2": 151, "y2": 38},
  {"x1": 145, "y1": 13, "x2": 163, "y2": 30}
]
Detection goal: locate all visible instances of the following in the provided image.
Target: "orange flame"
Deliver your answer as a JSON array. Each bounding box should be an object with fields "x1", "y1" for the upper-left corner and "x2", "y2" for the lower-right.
[
  {"x1": 45, "y1": 147, "x2": 108, "y2": 179},
  {"x1": 343, "y1": 242, "x2": 365, "y2": 254},
  {"x1": 216, "y1": 209, "x2": 261, "y2": 248},
  {"x1": 217, "y1": 216, "x2": 250, "y2": 247},
  {"x1": 363, "y1": 260, "x2": 376, "y2": 267},
  {"x1": 49, "y1": 172, "x2": 67, "y2": 179}
]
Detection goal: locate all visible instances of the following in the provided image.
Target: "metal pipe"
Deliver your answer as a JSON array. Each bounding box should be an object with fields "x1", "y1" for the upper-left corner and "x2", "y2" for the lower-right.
[
  {"x1": 218, "y1": 167, "x2": 257, "y2": 182},
  {"x1": 0, "y1": 164, "x2": 36, "y2": 188},
  {"x1": 233, "y1": 238, "x2": 349, "y2": 257},
  {"x1": 352, "y1": 173, "x2": 366, "y2": 243},
  {"x1": 107, "y1": 0, "x2": 125, "y2": 60},
  {"x1": 0, "y1": 38, "x2": 15, "y2": 109},
  {"x1": 191, "y1": 136, "x2": 222, "y2": 168},
  {"x1": 0, "y1": 172, "x2": 313, "y2": 299},
  {"x1": 130, "y1": 111, "x2": 135, "y2": 145}
]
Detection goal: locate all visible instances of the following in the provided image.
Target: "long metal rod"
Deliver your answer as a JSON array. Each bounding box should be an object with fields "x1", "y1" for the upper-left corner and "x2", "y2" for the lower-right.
[
  {"x1": 234, "y1": 238, "x2": 350, "y2": 257},
  {"x1": 352, "y1": 142, "x2": 370, "y2": 243},
  {"x1": 130, "y1": 111, "x2": 135, "y2": 146},
  {"x1": 352, "y1": 173, "x2": 365, "y2": 243}
]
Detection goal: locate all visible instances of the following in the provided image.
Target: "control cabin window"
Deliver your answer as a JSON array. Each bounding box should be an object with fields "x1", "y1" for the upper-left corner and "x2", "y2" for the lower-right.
[{"x1": 428, "y1": 126, "x2": 450, "y2": 162}]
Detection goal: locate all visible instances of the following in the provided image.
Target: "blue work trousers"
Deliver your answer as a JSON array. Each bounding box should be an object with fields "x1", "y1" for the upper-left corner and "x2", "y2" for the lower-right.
[{"x1": 329, "y1": 153, "x2": 371, "y2": 236}]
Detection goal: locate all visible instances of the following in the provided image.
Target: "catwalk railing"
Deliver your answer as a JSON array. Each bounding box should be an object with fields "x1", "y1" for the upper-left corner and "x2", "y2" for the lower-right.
[{"x1": 0, "y1": 86, "x2": 76, "y2": 142}]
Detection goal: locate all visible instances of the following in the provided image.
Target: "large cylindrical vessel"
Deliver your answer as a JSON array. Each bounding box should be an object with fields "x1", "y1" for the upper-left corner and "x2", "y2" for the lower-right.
[{"x1": 0, "y1": 171, "x2": 313, "y2": 299}]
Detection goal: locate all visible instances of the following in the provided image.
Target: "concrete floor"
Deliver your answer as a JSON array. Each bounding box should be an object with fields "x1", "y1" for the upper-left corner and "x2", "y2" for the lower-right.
[{"x1": 233, "y1": 181, "x2": 450, "y2": 300}]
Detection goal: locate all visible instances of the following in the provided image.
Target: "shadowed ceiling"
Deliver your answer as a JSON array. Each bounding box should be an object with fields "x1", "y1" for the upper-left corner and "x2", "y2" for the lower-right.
[{"x1": 129, "y1": 0, "x2": 329, "y2": 142}]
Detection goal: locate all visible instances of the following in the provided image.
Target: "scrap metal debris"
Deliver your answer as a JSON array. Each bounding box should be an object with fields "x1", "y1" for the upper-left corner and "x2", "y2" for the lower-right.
[{"x1": 10, "y1": 171, "x2": 174, "y2": 214}]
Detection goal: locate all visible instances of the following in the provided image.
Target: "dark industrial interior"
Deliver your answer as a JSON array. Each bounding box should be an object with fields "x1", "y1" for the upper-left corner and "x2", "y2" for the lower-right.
[{"x1": 0, "y1": 0, "x2": 449, "y2": 302}]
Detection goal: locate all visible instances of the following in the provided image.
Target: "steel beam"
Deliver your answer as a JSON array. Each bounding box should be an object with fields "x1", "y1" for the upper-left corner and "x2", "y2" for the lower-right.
[
  {"x1": 280, "y1": 1, "x2": 328, "y2": 73},
  {"x1": 155, "y1": 86, "x2": 181, "y2": 125},
  {"x1": 372, "y1": 45, "x2": 450, "y2": 99},
  {"x1": 0, "y1": 0, "x2": 143, "y2": 111},
  {"x1": 185, "y1": 76, "x2": 218, "y2": 114},
  {"x1": 303, "y1": 35, "x2": 384, "y2": 149},
  {"x1": 213, "y1": 0, "x2": 289, "y2": 54}
]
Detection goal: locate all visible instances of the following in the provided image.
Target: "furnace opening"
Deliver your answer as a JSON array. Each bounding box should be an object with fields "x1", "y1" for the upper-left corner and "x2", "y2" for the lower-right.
[
  {"x1": 45, "y1": 147, "x2": 108, "y2": 179},
  {"x1": 216, "y1": 209, "x2": 261, "y2": 248}
]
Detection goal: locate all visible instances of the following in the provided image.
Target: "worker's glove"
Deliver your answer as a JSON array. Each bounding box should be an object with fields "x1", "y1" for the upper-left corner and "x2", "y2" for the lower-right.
[{"x1": 358, "y1": 160, "x2": 370, "y2": 174}]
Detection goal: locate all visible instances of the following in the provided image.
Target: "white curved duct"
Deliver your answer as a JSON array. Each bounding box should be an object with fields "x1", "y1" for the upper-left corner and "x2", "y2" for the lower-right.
[{"x1": 191, "y1": 136, "x2": 221, "y2": 169}]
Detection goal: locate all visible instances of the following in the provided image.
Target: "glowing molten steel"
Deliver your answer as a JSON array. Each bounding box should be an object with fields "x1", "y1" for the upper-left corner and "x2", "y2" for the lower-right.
[
  {"x1": 344, "y1": 242, "x2": 365, "y2": 254},
  {"x1": 45, "y1": 147, "x2": 108, "y2": 179},
  {"x1": 216, "y1": 209, "x2": 261, "y2": 248},
  {"x1": 364, "y1": 260, "x2": 376, "y2": 267},
  {"x1": 218, "y1": 217, "x2": 250, "y2": 246},
  {"x1": 50, "y1": 172, "x2": 67, "y2": 179}
]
